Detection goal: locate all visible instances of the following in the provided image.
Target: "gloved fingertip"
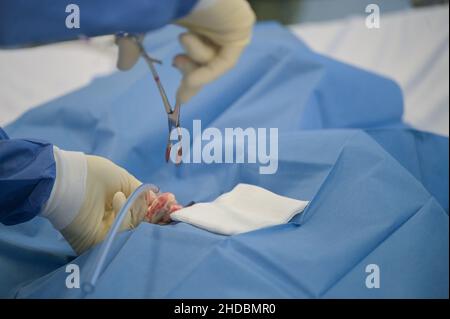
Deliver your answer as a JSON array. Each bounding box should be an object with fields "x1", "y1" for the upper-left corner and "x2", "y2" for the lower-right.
[
  {"x1": 117, "y1": 58, "x2": 139, "y2": 71},
  {"x1": 179, "y1": 32, "x2": 217, "y2": 64},
  {"x1": 116, "y1": 37, "x2": 140, "y2": 71},
  {"x1": 176, "y1": 88, "x2": 192, "y2": 104},
  {"x1": 178, "y1": 32, "x2": 189, "y2": 42},
  {"x1": 112, "y1": 191, "x2": 127, "y2": 214},
  {"x1": 145, "y1": 190, "x2": 158, "y2": 206},
  {"x1": 173, "y1": 54, "x2": 199, "y2": 75},
  {"x1": 177, "y1": 82, "x2": 203, "y2": 104},
  {"x1": 170, "y1": 204, "x2": 183, "y2": 213},
  {"x1": 129, "y1": 195, "x2": 148, "y2": 228},
  {"x1": 172, "y1": 55, "x2": 188, "y2": 70},
  {"x1": 112, "y1": 191, "x2": 134, "y2": 231}
]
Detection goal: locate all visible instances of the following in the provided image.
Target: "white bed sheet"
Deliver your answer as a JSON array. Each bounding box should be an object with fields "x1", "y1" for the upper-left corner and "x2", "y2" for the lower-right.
[
  {"x1": 0, "y1": 5, "x2": 448, "y2": 136},
  {"x1": 290, "y1": 4, "x2": 449, "y2": 136},
  {"x1": 0, "y1": 36, "x2": 118, "y2": 126}
]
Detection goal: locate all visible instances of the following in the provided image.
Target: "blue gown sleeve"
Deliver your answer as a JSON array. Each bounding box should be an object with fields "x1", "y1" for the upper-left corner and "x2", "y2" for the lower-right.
[
  {"x1": 0, "y1": 128, "x2": 56, "y2": 225},
  {"x1": 0, "y1": 0, "x2": 198, "y2": 46}
]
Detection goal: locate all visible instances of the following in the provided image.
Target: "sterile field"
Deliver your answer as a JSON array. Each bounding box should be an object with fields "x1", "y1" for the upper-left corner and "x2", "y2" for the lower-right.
[{"x1": 0, "y1": 1, "x2": 448, "y2": 301}]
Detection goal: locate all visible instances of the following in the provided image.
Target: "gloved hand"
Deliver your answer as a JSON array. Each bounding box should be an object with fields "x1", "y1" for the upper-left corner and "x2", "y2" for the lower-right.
[
  {"x1": 116, "y1": 34, "x2": 143, "y2": 71},
  {"x1": 173, "y1": 0, "x2": 256, "y2": 103},
  {"x1": 144, "y1": 192, "x2": 183, "y2": 224},
  {"x1": 115, "y1": 0, "x2": 256, "y2": 104},
  {"x1": 41, "y1": 148, "x2": 149, "y2": 254}
]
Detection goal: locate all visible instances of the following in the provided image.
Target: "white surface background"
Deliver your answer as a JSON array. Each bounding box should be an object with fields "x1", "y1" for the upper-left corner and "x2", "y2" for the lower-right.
[
  {"x1": 291, "y1": 4, "x2": 449, "y2": 136},
  {"x1": 0, "y1": 4, "x2": 448, "y2": 136}
]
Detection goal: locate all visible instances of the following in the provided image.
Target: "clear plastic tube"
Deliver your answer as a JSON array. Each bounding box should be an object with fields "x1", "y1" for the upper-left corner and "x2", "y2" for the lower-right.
[{"x1": 82, "y1": 183, "x2": 159, "y2": 294}]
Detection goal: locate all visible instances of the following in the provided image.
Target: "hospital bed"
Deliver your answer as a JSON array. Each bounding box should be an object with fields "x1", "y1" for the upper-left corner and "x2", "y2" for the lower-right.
[{"x1": 0, "y1": 5, "x2": 448, "y2": 299}]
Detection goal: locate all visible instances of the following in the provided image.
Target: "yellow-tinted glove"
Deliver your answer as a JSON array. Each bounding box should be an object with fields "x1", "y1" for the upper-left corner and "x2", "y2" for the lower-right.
[
  {"x1": 116, "y1": 34, "x2": 143, "y2": 71},
  {"x1": 41, "y1": 148, "x2": 148, "y2": 254},
  {"x1": 174, "y1": 0, "x2": 256, "y2": 103},
  {"x1": 115, "y1": 0, "x2": 256, "y2": 104}
]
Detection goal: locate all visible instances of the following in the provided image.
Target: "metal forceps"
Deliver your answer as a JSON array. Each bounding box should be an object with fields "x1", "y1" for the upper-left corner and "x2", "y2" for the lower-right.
[{"x1": 125, "y1": 35, "x2": 183, "y2": 164}]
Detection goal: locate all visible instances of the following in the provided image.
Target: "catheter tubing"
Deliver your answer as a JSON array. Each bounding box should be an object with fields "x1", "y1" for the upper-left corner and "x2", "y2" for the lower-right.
[{"x1": 82, "y1": 183, "x2": 159, "y2": 294}]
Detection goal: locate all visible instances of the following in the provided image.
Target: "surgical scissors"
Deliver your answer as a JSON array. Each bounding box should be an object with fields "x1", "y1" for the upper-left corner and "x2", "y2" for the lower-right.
[{"x1": 119, "y1": 34, "x2": 183, "y2": 164}]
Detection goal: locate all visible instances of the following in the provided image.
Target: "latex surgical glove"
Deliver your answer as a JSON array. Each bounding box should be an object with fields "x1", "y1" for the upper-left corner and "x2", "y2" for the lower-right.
[
  {"x1": 115, "y1": 0, "x2": 256, "y2": 104},
  {"x1": 41, "y1": 148, "x2": 149, "y2": 254},
  {"x1": 173, "y1": 0, "x2": 256, "y2": 103},
  {"x1": 116, "y1": 34, "x2": 143, "y2": 71},
  {"x1": 145, "y1": 192, "x2": 183, "y2": 224}
]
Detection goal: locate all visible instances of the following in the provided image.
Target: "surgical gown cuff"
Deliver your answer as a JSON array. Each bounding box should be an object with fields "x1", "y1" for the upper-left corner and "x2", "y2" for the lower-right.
[{"x1": 41, "y1": 147, "x2": 87, "y2": 230}]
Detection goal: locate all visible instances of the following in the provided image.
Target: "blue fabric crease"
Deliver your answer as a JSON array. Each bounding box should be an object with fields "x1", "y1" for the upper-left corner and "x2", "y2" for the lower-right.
[{"x1": 1, "y1": 23, "x2": 448, "y2": 298}]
